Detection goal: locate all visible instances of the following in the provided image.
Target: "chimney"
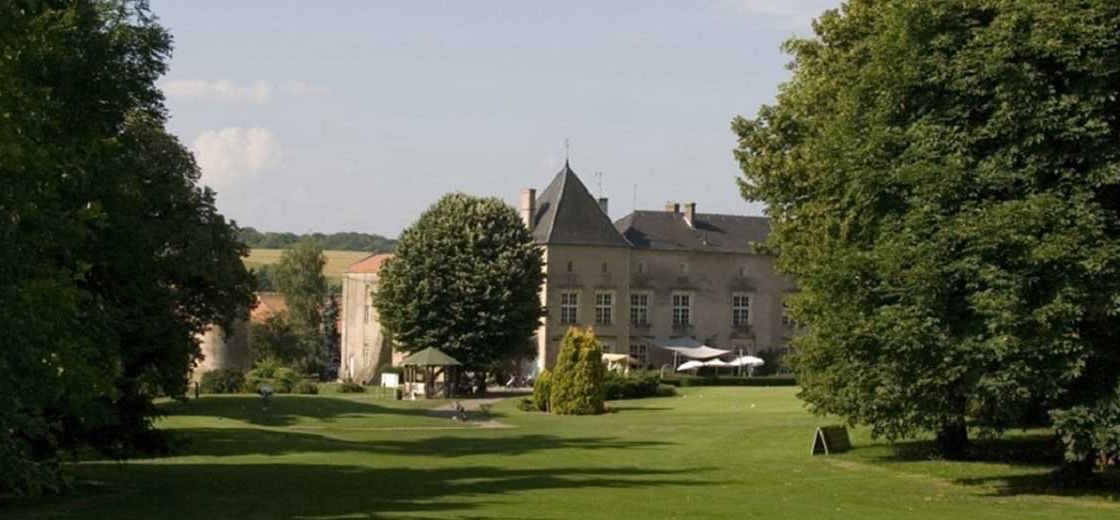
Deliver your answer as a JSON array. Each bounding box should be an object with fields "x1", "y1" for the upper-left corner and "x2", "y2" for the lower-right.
[
  {"x1": 597, "y1": 197, "x2": 609, "y2": 216},
  {"x1": 684, "y1": 202, "x2": 696, "y2": 227},
  {"x1": 664, "y1": 202, "x2": 680, "y2": 213},
  {"x1": 520, "y1": 188, "x2": 536, "y2": 227}
]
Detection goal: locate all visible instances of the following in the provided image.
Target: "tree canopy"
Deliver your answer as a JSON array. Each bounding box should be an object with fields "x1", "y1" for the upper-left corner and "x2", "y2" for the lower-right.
[
  {"x1": 0, "y1": 0, "x2": 255, "y2": 495},
  {"x1": 238, "y1": 227, "x2": 396, "y2": 252},
  {"x1": 375, "y1": 193, "x2": 544, "y2": 375},
  {"x1": 733, "y1": 0, "x2": 1120, "y2": 469}
]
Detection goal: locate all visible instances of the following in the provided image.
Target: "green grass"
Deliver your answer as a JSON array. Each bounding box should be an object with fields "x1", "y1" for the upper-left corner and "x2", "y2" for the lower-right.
[
  {"x1": 5, "y1": 388, "x2": 1118, "y2": 519},
  {"x1": 244, "y1": 249, "x2": 374, "y2": 283}
]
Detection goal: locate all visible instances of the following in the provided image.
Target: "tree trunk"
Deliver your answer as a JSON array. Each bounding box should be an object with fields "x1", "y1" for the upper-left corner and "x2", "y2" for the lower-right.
[
  {"x1": 935, "y1": 419, "x2": 969, "y2": 459},
  {"x1": 473, "y1": 372, "x2": 487, "y2": 396}
]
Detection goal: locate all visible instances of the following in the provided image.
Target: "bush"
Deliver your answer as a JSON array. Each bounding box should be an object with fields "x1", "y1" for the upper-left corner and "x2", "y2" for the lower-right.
[
  {"x1": 656, "y1": 384, "x2": 678, "y2": 397},
  {"x1": 338, "y1": 379, "x2": 365, "y2": 393},
  {"x1": 517, "y1": 398, "x2": 537, "y2": 412},
  {"x1": 245, "y1": 358, "x2": 302, "y2": 393},
  {"x1": 532, "y1": 369, "x2": 552, "y2": 411},
  {"x1": 198, "y1": 368, "x2": 245, "y2": 394},
  {"x1": 604, "y1": 370, "x2": 662, "y2": 400},
  {"x1": 549, "y1": 328, "x2": 605, "y2": 415},
  {"x1": 662, "y1": 375, "x2": 798, "y2": 387},
  {"x1": 294, "y1": 379, "x2": 320, "y2": 395}
]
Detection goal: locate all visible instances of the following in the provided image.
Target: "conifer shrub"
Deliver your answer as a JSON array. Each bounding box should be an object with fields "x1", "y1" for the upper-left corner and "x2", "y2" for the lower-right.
[
  {"x1": 338, "y1": 379, "x2": 366, "y2": 393},
  {"x1": 549, "y1": 328, "x2": 605, "y2": 415},
  {"x1": 531, "y1": 369, "x2": 552, "y2": 411}
]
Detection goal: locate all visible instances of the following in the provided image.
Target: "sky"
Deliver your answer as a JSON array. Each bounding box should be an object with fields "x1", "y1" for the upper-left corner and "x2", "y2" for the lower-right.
[{"x1": 151, "y1": 0, "x2": 841, "y2": 237}]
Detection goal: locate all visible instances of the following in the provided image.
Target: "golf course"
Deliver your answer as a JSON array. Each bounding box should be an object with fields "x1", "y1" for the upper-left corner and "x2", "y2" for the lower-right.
[{"x1": 5, "y1": 387, "x2": 1117, "y2": 519}]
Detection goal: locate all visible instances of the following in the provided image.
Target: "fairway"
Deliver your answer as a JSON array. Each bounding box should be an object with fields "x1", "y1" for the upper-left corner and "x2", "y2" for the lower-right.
[
  {"x1": 6, "y1": 388, "x2": 1118, "y2": 519},
  {"x1": 244, "y1": 249, "x2": 375, "y2": 283}
]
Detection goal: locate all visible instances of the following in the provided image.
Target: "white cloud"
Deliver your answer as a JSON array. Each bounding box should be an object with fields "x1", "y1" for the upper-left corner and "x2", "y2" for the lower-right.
[
  {"x1": 716, "y1": 0, "x2": 841, "y2": 31},
  {"x1": 192, "y1": 127, "x2": 280, "y2": 187},
  {"x1": 162, "y1": 80, "x2": 328, "y2": 104}
]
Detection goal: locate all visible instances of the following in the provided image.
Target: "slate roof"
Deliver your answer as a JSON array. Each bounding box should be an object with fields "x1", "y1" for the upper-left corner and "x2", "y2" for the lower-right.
[
  {"x1": 346, "y1": 253, "x2": 393, "y2": 274},
  {"x1": 251, "y1": 292, "x2": 288, "y2": 323},
  {"x1": 613, "y1": 210, "x2": 770, "y2": 254},
  {"x1": 530, "y1": 162, "x2": 631, "y2": 247}
]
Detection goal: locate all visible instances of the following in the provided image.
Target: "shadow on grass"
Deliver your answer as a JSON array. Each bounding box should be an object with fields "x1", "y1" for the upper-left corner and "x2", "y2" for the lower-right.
[
  {"x1": 160, "y1": 395, "x2": 433, "y2": 427},
  {"x1": 14, "y1": 462, "x2": 710, "y2": 519},
  {"x1": 171, "y1": 427, "x2": 672, "y2": 458},
  {"x1": 853, "y1": 434, "x2": 1120, "y2": 501}
]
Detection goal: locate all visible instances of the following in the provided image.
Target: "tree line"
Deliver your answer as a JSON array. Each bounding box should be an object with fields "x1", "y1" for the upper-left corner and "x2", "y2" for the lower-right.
[{"x1": 238, "y1": 227, "x2": 397, "y2": 252}]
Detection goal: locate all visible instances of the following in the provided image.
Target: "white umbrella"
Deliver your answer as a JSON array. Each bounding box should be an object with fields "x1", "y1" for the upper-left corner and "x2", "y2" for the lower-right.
[
  {"x1": 727, "y1": 356, "x2": 765, "y2": 367},
  {"x1": 703, "y1": 358, "x2": 730, "y2": 367},
  {"x1": 676, "y1": 360, "x2": 705, "y2": 371}
]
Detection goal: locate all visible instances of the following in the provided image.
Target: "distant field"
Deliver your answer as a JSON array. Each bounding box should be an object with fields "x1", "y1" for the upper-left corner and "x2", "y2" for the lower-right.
[{"x1": 244, "y1": 249, "x2": 375, "y2": 281}]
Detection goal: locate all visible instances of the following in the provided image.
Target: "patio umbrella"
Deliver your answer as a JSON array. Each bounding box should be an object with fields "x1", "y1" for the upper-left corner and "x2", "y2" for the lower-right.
[
  {"x1": 676, "y1": 360, "x2": 705, "y2": 371},
  {"x1": 727, "y1": 356, "x2": 765, "y2": 367},
  {"x1": 703, "y1": 358, "x2": 729, "y2": 367}
]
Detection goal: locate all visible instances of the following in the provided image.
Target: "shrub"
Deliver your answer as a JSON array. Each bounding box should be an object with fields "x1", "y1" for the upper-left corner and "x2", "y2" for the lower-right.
[
  {"x1": 549, "y1": 328, "x2": 605, "y2": 415},
  {"x1": 245, "y1": 358, "x2": 302, "y2": 393},
  {"x1": 198, "y1": 368, "x2": 246, "y2": 394},
  {"x1": 294, "y1": 379, "x2": 319, "y2": 395},
  {"x1": 338, "y1": 379, "x2": 365, "y2": 393},
  {"x1": 532, "y1": 369, "x2": 552, "y2": 411},
  {"x1": 517, "y1": 398, "x2": 537, "y2": 412},
  {"x1": 656, "y1": 384, "x2": 678, "y2": 397}
]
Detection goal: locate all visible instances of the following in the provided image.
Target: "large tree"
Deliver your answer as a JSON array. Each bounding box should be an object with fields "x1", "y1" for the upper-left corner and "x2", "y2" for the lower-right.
[
  {"x1": 733, "y1": 0, "x2": 1120, "y2": 468},
  {"x1": 375, "y1": 193, "x2": 544, "y2": 387},
  {"x1": 0, "y1": 0, "x2": 255, "y2": 495}
]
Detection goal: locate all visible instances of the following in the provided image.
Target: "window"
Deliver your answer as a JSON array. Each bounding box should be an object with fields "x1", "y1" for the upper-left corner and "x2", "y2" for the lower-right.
[
  {"x1": 600, "y1": 342, "x2": 614, "y2": 354},
  {"x1": 630, "y1": 343, "x2": 648, "y2": 365},
  {"x1": 678, "y1": 263, "x2": 688, "y2": 275},
  {"x1": 781, "y1": 302, "x2": 795, "y2": 327},
  {"x1": 672, "y1": 292, "x2": 692, "y2": 326},
  {"x1": 732, "y1": 293, "x2": 751, "y2": 327},
  {"x1": 566, "y1": 261, "x2": 574, "y2": 273},
  {"x1": 629, "y1": 292, "x2": 650, "y2": 325},
  {"x1": 636, "y1": 261, "x2": 647, "y2": 274},
  {"x1": 600, "y1": 262, "x2": 610, "y2": 274},
  {"x1": 738, "y1": 265, "x2": 747, "y2": 277},
  {"x1": 595, "y1": 292, "x2": 614, "y2": 325},
  {"x1": 560, "y1": 292, "x2": 579, "y2": 324}
]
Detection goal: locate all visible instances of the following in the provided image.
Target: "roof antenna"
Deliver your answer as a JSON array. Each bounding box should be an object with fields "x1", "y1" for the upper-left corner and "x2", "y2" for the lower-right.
[
  {"x1": 595, "y1": 171, "x2": 604, "y2": 198},
  {"x1": 632, "y1": 183, "x2": 638, "y2": 213},
  {"x1": 564, "y1": 138, "x2": 570, "y2": 166}
]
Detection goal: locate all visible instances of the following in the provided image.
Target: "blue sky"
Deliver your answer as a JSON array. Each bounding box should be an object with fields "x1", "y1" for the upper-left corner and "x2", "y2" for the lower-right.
[{"x1": 152, "y1": 0, "x2": 840, "y2": 237}]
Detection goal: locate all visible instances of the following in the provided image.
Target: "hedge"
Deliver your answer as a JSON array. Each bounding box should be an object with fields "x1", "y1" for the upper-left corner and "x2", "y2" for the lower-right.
[{"x1": 662, "y1": 375, "x2": 798, "y2": 387}]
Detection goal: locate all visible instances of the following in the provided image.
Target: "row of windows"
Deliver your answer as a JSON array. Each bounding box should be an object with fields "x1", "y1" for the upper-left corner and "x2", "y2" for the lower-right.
[
  {"x1": 558, "y1": 291, "x2": 786, "y2": 327},
  {"x1": 562, "y1": 261, "x2": 755, "y2": 278}
]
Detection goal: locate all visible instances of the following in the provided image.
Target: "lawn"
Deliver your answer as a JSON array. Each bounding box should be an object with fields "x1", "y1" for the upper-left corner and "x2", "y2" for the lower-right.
[
  {"x1": 243, "y1": 249, "x2": 375, "y2": 283},
  {"x1": 5, "y1": 388, "x2": 1118, "y2": 519}
]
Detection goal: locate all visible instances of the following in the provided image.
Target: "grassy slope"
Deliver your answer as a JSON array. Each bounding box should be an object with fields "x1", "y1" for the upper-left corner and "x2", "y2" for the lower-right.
[
  {"x1": 6, "y1": 388, "x2": 1118, "y2": 519},
  {"x1": 243, "y1": 249, "x2": 374, "y2": 283}
]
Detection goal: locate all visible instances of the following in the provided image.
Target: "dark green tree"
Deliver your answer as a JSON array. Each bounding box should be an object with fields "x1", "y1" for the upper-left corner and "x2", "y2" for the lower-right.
[
  {"x1": 274, "y1": 239, "x2": 328, "y2": 334},
  {"x1": 733, "y1": 0, "x2": 1120, "y2": 469},
  {"x1": 375, "y1": 193, "x2": 544, "y2": 389},
  {"x1": 549, "y1": 328, "x2": 606, "y2": 415},
  {"x1": 0, "y1": 0, "x2": 255, "y2": 495}
]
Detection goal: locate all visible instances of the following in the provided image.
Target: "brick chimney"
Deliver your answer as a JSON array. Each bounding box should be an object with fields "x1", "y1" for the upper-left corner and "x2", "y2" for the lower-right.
[
  {"x1": 664, "y1": 202, "x2": 680, "y2": 213},
  {"x1": 520, "y1": 188, "x2": 536, "y2": 228},
  {"x1": 684, "y1": 202, "x2": 696, "y2": 228},
  {"x1": 597, "y1": 197, "x2": 609, "y2": 216}
]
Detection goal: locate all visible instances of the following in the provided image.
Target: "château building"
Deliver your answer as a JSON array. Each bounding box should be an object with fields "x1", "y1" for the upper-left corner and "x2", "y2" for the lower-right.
[{"x1": 338, "y1": 162, "x2": 796, "y2": 382}]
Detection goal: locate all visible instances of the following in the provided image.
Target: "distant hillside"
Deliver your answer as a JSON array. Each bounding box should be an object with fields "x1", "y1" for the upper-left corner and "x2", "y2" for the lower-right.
[{"x1": 238, "y1": 227, "x2": 396, "y2": 252}]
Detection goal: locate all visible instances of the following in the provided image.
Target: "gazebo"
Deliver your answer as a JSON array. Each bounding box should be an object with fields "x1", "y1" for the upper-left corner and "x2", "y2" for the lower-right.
[{"x1": 400, "y1": 347, "x2": 462, "y2": 399}]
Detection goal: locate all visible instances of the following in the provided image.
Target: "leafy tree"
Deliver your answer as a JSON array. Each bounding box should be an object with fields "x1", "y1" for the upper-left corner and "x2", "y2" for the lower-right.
[
  {"x1": 274, "y1": 239, "x2": 328, "y2": 334},
  {"x1": 549, "y1": 328, "x2": 606, "y2": 415},
  {"x1": 733, "y1": 0, "x2": 1120, "y2": 468},
  {"x1": 375, "y1": 193, "x2": 544, "y2": 389},
  {"x1": 251, "y1": 314, "x2": 311, "y2": 366},
  {"x1": 238, "y1": 227, "x2": 397, "y2": 252},
  {"x1": 0, "y1": 0, "x2": 254, "y2": 496}
]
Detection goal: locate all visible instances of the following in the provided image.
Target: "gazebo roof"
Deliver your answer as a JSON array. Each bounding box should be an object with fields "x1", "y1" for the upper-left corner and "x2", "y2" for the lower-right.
[{"x1": 400, "y1": 347, "x2": 462, "y2": 366}]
